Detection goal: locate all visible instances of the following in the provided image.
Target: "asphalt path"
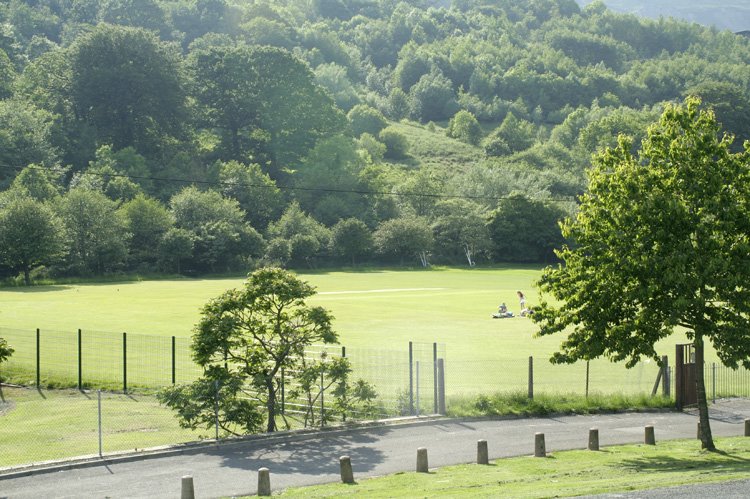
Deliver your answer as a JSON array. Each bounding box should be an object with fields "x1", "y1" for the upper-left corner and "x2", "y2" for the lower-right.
[{"x1": 1, "y1": 401, "x2": 749, "y2": 499}]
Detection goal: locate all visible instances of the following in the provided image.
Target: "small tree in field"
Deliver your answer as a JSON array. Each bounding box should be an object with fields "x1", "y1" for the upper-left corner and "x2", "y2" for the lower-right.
[
  {"x1": 158, "y1": 267, "x2": 375, "y2": 435},
  {"x1": 533, "y1": 98, "x2": 750, "y2": 451}
]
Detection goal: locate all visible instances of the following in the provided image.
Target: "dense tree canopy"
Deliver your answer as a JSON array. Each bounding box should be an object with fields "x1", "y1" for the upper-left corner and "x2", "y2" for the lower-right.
[{"x1": 2, "y1": 0, "x2": 750, "y2": 280}]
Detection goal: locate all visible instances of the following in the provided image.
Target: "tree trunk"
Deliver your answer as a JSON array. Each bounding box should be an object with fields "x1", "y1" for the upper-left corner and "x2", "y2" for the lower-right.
[
  {"x1": 23, "y1": 267, "x2": 31, "y2": 286},
  {"x1": 265, "y1": 376, "x2": 277, "y2": 433},
  {"x1": 694, "y1": 335, "x2": 716, "y2": 451}
]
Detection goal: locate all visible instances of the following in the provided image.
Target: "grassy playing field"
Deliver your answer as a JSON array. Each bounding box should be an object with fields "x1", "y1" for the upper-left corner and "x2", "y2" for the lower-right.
[{"x1": 0, "y1": 266, "x2": 697, "y2": 395}]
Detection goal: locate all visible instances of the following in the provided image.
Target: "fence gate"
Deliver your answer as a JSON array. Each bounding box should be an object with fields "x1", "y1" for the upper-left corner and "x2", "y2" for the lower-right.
[{"x1": 675, "y1": 343, "x2": 697, "y2": 409}]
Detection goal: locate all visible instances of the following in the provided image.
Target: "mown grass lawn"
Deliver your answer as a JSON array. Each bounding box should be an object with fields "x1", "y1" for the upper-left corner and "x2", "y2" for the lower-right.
[
  {"x1": 273, "y1": 437, "x2": 750, "y2": 498},
  {"x1": 0, "y1": 266, "x2": 699, "y2": 395},
  {"x1": 0, "y1": 386, "x2": 203, "y2": 468}
]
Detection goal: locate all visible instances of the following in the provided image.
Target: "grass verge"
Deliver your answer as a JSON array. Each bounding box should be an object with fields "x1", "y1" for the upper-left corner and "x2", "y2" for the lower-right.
[
  {"x1": 447, "y1": 391, "x2": 675, "y2": 418},
  {"x1": 273, "y1": 437, "x2": 750, "y2": 498},
  {"x1": 0, "y1": 385, "x2": 204, "y2": 468}
]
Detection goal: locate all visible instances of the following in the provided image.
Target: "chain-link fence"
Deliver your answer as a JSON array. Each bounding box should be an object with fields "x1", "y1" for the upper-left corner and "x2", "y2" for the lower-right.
[
  {"x1": 0, "y1": 328, "x2": 449, "y2": 469},
  {"x1": 0, "y1": 385, "x2": 204, "y2": 469},
  {"x1": 5, "y1": 325, "x2": 750, "y2": 469},
  {"x1": 0, "y1": 327, "x2": 202, "y2": 390},
  {"x1": 446, "y1": 357, "x2": 665, "y2": 398}
]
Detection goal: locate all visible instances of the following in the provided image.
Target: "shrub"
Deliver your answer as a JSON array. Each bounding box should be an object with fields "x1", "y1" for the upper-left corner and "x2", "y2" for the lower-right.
[{"x1": 379, "y1": 126, "x2": 410, "y2": 159}]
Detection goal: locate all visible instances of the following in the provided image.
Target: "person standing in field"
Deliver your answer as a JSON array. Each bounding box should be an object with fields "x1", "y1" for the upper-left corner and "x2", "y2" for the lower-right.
[{"x1": 517, "y1": 290, "x2": 532, "y2": 316}]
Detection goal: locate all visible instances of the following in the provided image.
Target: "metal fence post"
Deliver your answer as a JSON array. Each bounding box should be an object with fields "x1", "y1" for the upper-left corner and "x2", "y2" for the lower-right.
[
  {"x1": 662, "y1": 355, "x2": 670, "y2": 397},
  {"x1": 214, "y1": 380, "x2": 219, "y2": 440},
  {"x1": 408, "y1": 341, "x2": 414, "y2": 415},
  {"x1": 36, "y1": 328, "x2": 40, "y2": 388},
  {"x1": 78, "y1": 329, "x2": 82, "y2": 390},
  {"x1": 437, "y1": 358, "x2": 446, "y2": 415},
  {"x1": 122, "y1": 332, "x2": 127, "y2": 393},
  {"x1": 585, "y1": 360, "x2": 590, "y2": 398},
  {"x1": 320, "y1": 370, "x2": 325, "y2": 427},
  {"x1": 528, "y1": 356, "x2": 534, "y2": 399},
  {"x1": 712, "y1": 362, "x2": 716, "y2": 404},
  {"x1": 281, "y1": 368, "x2": 285, "y2": 416},
  {"x1": 98, "y1": 389, "x2": 103, "y2": 456},
  {"x1": 433, "y1": 342, "x2": 438, "y2": 414},
  {"x1": 171, "y1": 336, "x2": 176, "y2": 385},
  {"x1": 416, "y1": 361, "x2": 420, "y2": 416}
]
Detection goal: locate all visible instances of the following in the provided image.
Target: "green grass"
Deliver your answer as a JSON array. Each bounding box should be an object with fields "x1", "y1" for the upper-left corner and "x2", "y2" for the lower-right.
[
  {"x1": 0, "y1": 386, "x2": 203, "y2": 468},
  {"x1": 447, "y1": 391, "x2": 674, "y2": 418},
  {"x1": 387, "y1": 121, "x2": 484, "y2": 171},
  {"x1": 0, "y1": 266, "x2": 699, "y2": 395},
  {"x1": 273, "y1": 437, "x2": 750, "y2": 498}
]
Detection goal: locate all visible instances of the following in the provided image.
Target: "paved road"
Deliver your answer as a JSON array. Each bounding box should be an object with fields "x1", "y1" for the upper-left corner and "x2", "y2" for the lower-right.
[
  {"x1": 586, "y1": 478, "x2": 750, "y2": 498},
  {"x1": 1, "y1": 400, "x2": 749, "y2": 498}
]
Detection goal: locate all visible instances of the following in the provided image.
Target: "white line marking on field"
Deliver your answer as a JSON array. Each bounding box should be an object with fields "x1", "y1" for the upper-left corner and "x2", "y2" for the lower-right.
[{"x1": 319, "y1": 288, "x2": 447, "y2": 295}]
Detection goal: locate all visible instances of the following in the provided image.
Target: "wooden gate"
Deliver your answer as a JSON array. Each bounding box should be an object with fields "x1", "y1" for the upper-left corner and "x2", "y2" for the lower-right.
[{"x1": 675, "y1": 343, "x2": 697, "y2": 409}]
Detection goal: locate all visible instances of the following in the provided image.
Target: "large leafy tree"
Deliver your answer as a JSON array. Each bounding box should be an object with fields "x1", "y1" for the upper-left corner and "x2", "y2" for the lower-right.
[
  {"x1": 159, "y1": 268, "x2": 348, "y2": 434},
  {"x1": 266, "y1": 202, "x2": 331, "y2": 266},
  {"x1": 533, "y1": 98, "x2": 750, "y2": 451},
  {"x1": 119, "y1": 195, "x2": 173, "y2": 269},
  {"x1": 68, "y1": 24, "x2": 185, "y2": 157},
  {"x1": 293, "y1": 135, "x2": 366, "y2": 225},
  {"x1": 217, "y1": 160, "x2": 283, "y2": 230},
  {"x1": 488, "y1": 195, "x2": 567, "y2": 263},
  {"x1": 0, "y1": 194, "x2": 67, "y2": 285},
  {"x1": 57, "y1": 188, "x2": 130, "y2": 275},
  {"x1": 249, "y1": 46, "x2": 346, "y2": 177},
  {"x1": 329, "y1": 217, "x2": 373, "y2": 265},
  {"x1": 170, "y1": 187, "x2": 264, "y2": 272},
  {"x1": 374, "y1": 215, "x2": 433, "y2": 267},
  {"x1": 0, "y1": 98, "x2": 59, "y2": 187},
  {"x1": 169, "y1": 186, "x2": 264, "y2": 272},
  {"x1": 432, "y1": 199, "x2": 491, "y2": 266},
  {"x1": 185, "y1": 43, "x2": 261, "y2": 161},
  {"x1": 187, "y1": 44, "x2": 345, "y2": 177}
]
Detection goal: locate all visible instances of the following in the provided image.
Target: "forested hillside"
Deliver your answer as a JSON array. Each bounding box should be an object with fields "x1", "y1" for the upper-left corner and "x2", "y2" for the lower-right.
[
  {"x1": 1, "y1": 0, "x2": 749, "y2": 281},
  {"x1": 577, "y1": 1, "x2": 750, "y2": 33}
]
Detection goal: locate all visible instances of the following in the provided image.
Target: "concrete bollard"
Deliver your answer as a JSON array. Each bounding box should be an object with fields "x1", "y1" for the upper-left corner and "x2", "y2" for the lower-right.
[
  {"x1": 258, "y1": 467, "x2": 271, "y2": 496},
  {"x1": 180, "y1": 475, "x2": 195, "y2": 499},
  {"x1": 477, "y1": 440, "x2": 489, "y2": 465},
  {"x1": 745, "y1": 418, "x2": 750, "y2": 437},
  {"x1": 645, "y1": 425, "x2": 655, "y2": 445},
  {"x1": 588, "y1": 428, "x2": 599, "y2": 451},
  {"x1": 340, "y1": 455, "x2": 355, "y2": 484},
  {"x1": 416, "y1": 447, "x2": 429, "y2": 473},
  {"x1": 534, "y1": 432, "x2": 546, "y2": 457}
]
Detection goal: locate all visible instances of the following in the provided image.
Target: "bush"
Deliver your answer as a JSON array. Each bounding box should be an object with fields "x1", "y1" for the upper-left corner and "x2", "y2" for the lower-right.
[
  {"x1": 447, "y1": 110, "x2": 482, "y2": 145},
  {"x1": 347, "y1": 104, "x2": 388, "y2": 137},
  {"x1": 379, "y1": 126, "x2": 410, "y2": 159}
]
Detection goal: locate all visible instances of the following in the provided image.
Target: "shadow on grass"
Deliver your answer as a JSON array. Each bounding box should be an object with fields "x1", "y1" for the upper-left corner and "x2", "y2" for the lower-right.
[{"x1": 619, "y1": 452, "x2": 750, "y2": 474}]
